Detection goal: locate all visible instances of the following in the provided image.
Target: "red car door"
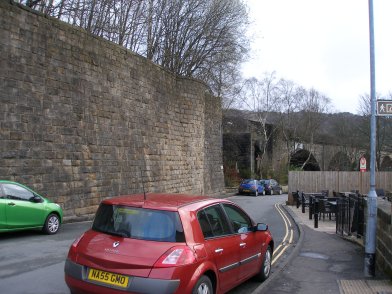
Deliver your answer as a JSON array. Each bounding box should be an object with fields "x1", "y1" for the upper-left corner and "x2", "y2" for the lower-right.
[
  {"x1": 204, "y1": 235, "x2": 241, "y2": 292},
  {"x1": 221, "y1": 204, "x2": 264, "y2": 280},
  {"x1": 197, "y1": 206, "x2": 242, "y2": 292},
  {"x1": 238, "y1": 230, "x2": 264, "y2": 280}
]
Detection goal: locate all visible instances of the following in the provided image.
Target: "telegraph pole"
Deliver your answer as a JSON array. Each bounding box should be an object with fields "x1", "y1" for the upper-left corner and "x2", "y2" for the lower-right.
[{"x1": 364, "y1": 0, "x2": 377, "y2": 277}]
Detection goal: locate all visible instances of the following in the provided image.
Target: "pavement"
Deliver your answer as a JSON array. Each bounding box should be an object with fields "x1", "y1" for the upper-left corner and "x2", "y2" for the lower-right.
[{"x1": 253, "y1": 203, "x2": 392, "y2": 294}]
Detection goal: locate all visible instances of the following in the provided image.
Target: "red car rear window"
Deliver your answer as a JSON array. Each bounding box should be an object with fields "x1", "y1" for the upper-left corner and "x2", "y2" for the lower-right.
[{"x1": 92, "y1": 204, "x2": 185, "y2": 242}]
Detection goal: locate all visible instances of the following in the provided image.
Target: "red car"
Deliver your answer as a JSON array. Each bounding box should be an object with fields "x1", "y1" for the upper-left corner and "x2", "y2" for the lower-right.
[{"x1": 64, "y1": 193, "x2": 274, "y2": 294}]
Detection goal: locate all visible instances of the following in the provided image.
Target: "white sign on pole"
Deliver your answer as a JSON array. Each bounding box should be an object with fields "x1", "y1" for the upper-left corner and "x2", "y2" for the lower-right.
[{"x1": 377, "y1": 100, "x2": 392, "y2": 116}]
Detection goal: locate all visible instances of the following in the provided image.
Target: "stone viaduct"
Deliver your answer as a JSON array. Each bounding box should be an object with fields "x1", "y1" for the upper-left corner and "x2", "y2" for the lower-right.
[
  {"x1": 0, "y1": 0, "x2": 224, "y2": 221},
  {"x1": 223, "y1": 115, "x2": 392, "y2": 182}
]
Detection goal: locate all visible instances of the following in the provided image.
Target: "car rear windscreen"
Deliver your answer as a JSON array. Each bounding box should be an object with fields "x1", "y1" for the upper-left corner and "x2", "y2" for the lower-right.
[{"x1": 92, "y1": 204, "x2": 185, "y2": 242}]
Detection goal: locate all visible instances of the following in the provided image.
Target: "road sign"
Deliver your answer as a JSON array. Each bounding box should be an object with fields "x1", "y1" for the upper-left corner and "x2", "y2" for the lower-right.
[
  {"x1": 377, "y1": 100, "x2": 392, "y2": 116},
  {"x1": 360, "y1": 157, "x2": 366, "y2": 172}
]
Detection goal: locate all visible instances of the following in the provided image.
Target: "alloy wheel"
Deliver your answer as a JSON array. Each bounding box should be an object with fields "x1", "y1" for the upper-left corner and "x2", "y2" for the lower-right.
[
  {"x1": 196, "y1": 282, "x2": 211, "y2": 294},
  {"x1": 264, "y1": 249, "x2": 271, "y2": 277},
  {"x1": 48, "y1": 215, "x2": 59, "y2": 233}
]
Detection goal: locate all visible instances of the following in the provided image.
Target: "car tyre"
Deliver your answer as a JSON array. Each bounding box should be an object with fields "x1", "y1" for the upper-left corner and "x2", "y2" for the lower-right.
[
  {"x1": 279, "y1": 189, "x2": 283, "y2": 195},
  {"x1": 43, "y1": 213, "x2": 60, "y2": 234},
  {"x1": 262, "y1": 190, "x2": 265, "y2": 196},
  {"x1": 192, "y1": 275, "x2": 213, "y2": 294},
  {"x1": 254, "y1": 245, "x2": 272, "y2": 282}
]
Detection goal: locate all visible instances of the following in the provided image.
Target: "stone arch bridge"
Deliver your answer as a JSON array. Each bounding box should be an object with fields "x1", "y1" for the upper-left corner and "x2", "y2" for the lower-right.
[
  {"x1": 290, "y1": 142, "x2": 392, "y2": 172},
  {"x1": 222, "y1": 116, "x2": 392, "y2": 180}
]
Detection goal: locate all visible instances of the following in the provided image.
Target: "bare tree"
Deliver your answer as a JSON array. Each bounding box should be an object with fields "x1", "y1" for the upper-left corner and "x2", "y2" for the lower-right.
[
  {"x1": 146, "y1": 0, "x2": 249, "y2": 79},
  {"x1": 239, "y1": 72, "x2": 281, "y2": 178},
  {"x1": 275, "y1": 79, "x2": 304, "y2": 171},
  {"x1": 214, "y1": 63, "x2": 243, "y2": 111},
  {"x1": 297, "y1": 88, "x2": 331, "y2": 170}
]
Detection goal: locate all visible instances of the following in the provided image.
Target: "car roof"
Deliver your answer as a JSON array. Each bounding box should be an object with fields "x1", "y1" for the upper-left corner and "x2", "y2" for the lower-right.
[
  {"x1": 0, "y1": 180, "x2": 19, "y2": 184},
  {"x1": 0, "y1": 180, "x2": 36, "y2": 190},
  {"x1": 101, "y1": 193, "x2": 230, "y2": 212}
]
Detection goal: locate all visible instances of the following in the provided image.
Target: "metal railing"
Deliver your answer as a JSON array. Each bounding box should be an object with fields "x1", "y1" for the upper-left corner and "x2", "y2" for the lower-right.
[
  {"x1": 292, "y1": 191, "x2": 366, "y2": 238},
  {"x1": 336, "y1": 193, "x2": 366, "y2": 238}
]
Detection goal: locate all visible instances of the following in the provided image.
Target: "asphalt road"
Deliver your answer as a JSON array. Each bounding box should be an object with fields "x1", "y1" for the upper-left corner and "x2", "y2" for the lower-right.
[
  {"x1": 0, "y1": 194, "x2": 297, "y2": 294},
  {"x1": 227, "y1": 194, "x2": 299, "y2": 294},
  {"x1": 0, "y1": 221, "x2": 91, "y2": 294}
]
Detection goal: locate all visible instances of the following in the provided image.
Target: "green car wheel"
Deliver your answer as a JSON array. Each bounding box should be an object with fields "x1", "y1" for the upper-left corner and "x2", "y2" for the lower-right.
[{"x1": 43, "y1": 213, "x2": 60, "y2": 234}]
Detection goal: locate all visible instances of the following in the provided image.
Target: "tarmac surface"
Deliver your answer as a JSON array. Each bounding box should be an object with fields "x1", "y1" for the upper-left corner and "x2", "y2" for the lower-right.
[{"x1": 253, "y1": 203, "x2": 392, "y2": 294}]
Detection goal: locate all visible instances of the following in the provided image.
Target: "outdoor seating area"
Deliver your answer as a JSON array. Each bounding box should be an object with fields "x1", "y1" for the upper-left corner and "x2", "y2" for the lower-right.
[{"x1": 291, "y1": 190, "x2": 366, "y2": 237}]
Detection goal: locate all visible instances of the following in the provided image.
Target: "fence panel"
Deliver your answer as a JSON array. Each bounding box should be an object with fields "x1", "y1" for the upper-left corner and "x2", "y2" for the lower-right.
[{"x1": 289, "y1": 171, "x2": 392, "y2": 195}]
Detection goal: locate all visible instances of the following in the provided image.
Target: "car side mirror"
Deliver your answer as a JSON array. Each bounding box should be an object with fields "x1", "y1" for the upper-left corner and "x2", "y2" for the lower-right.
[
  {"x1": 31, "y1": 195, "x2": 43, "y2": 203},
  {"x1": 256, "y1": 223, "x2": 268, "y2": 231}
]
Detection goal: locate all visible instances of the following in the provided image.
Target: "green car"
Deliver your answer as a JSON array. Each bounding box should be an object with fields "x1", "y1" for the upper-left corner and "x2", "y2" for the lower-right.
[{"x1": 0, "y1": 180, "x2": 63, "y2": 234}]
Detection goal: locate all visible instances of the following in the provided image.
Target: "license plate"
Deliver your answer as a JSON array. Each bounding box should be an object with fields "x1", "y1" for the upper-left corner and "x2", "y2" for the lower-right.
[
  {"x1": 243, "y1": 189, "x2": 250, "y2": 193},
  {"x1": 88, "y1": 268, "x2": 129, "y2": 288}
]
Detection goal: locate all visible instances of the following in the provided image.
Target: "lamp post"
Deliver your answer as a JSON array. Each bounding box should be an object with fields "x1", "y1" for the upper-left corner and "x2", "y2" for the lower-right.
[{"x1": 364, "y1": 0, "x2": 377, "y2": 277}]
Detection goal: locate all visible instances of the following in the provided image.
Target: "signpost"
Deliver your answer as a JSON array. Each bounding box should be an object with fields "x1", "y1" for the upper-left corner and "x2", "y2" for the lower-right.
[
  {"x1": 365, "y1": 0, "x2": 377, "y2": 278},
  {"x1": 377, "y1": 100, "x2": 392, "y2": 116}
]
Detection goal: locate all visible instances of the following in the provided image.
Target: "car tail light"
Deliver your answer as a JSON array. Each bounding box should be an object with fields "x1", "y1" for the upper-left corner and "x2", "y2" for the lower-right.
[
  {"x1": 67, "y1": 234, "x2": 84, "y2": 260},
  {"x1": 153, "y1": 246, "x2": 197, "y2": 268}
]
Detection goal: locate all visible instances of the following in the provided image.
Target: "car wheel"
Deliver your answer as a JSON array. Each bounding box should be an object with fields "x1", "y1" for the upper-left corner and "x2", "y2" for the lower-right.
[
  {"x1": 254, "y1": 245, "x2": 272, "y2": 282},
  {"x1": 43, "y1": 213, "x2": 60, "y2": 234},
  {"x1": 279, "y1": 189, "x2": 283, "y2": 195},
  {"x1": 262, "y1": 190, "x2": 265, "y2": 196},
  {"x1": 192, "y1": 275, "x2": 213, "y2": 294}
]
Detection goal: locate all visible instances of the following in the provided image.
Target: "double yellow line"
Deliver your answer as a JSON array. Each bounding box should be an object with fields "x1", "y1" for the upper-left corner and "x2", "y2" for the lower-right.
[{"x1": 271, "y1": 203, "x2": 294, "y2": 265}]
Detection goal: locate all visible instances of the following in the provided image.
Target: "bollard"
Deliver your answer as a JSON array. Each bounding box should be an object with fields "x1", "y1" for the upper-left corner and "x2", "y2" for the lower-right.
[
  {"x1": 309, "y1": 196, "x2": 313, "y2": 220},
  {"x1": 314, "y1": 200, "x2": 319, "y2": 228},
  {"x1": 302, "y1": 194, "x2": 305, "y2": 213}
]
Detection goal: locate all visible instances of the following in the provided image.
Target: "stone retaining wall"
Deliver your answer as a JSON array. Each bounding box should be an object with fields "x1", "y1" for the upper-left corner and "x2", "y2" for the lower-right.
[
  {"x1": 0, "y1": 0, "x2": 224, "y2": 221},
  {"x1": 376, "y1": 200, "x2": 392, "y2": 278}
]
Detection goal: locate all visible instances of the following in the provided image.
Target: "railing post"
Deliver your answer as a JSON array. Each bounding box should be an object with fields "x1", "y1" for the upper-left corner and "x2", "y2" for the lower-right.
[
  {"x1": 348, "y1": 195, "x2": 352, "y2": 236},
  {"x1": 314, "y1": 199, "x2": 319, "y2": 228},
  {"x1": 335, "y1": 198, "x2": 339, "y2": 234}
]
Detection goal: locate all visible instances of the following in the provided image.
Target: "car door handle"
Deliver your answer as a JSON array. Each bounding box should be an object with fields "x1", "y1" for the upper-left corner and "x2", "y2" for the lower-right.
[
  {"x1": 240, "y1": 243, "x2": 246, "y2": 248},
  {"x1": 215, "y1": 248, "x2": 224, "y2": 253},
  {"x1": 7, "y1": 202, "x2": 16, "y2": 206}
]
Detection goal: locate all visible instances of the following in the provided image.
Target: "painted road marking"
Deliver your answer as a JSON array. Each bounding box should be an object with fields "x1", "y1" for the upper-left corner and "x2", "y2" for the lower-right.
[{"x1": 272, "y1": 203, "x2": 294, "y2": 265}]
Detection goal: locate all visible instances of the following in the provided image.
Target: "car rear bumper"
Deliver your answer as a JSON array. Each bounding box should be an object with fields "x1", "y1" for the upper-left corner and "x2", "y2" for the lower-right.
[{"x1": 64, "y1": 259, "x2": 180, "y2": 294}]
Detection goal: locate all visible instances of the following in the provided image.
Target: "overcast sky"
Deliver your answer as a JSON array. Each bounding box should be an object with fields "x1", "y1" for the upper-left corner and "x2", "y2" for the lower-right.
[{"x1": 242, "y1": 0, "x2": 392, "y2": 114}]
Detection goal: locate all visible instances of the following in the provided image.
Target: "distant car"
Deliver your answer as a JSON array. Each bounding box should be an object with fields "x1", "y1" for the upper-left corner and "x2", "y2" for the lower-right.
[
  {"x1": 64, "y1": 193, "x2": 274, "y2": 294},
  {"x1": 238, "y1": 179, "x2": 265, "y2": 196},
  {"x1": 0, "y1": 180, "x2": 63, "y2": 234},
  {"x1": 261, "y1": 179, "x2": 283, "y2": 195}
]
